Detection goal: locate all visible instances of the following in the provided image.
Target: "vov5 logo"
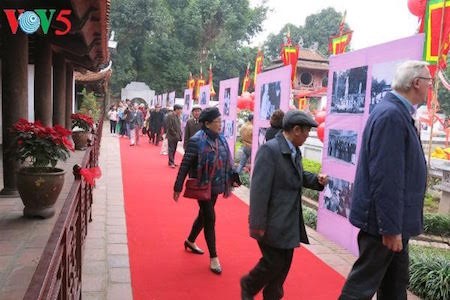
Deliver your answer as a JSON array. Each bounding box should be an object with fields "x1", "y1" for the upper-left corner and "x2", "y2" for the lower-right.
[{"x1": 3, "y1": 9, "x2": 72, "y2": 35}]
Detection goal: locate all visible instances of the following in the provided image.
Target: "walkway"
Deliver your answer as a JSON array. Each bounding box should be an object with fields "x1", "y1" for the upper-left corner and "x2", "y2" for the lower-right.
[{"x1": 82, "y1": 126, "x2": 420, "y2": 299}]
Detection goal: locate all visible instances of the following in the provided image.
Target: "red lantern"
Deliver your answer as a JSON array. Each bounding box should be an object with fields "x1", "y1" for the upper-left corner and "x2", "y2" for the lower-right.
[
  {"x1": 237, "y1": 96, "x2": 254, "y2": 111},
  {"x1": 407, "y1": 0, "x2": 426, "y2": 17},
  {"x1": 317, "y1": 123, "x2": 325, "y2": 142},
  {"x1": 314, "y1": 110, "x2": 326, "y2": 124}
]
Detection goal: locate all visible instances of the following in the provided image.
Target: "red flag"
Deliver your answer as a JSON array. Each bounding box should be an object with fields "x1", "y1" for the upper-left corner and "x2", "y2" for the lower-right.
[
  {"x1": 423, "y1": 0, "x2": 450, "y2": 73},
  {"x1": 187, "y1": 72, "x2": 195, "y2": 89},
  {"x1": 208, "y1": 64, "x2": 216, "y2": 97},
  {"x1": 281, "y1": 44, "x2": 299, "y2": 87},
  {"x1": 253, "y1": 50, "x2": 264, "y2": 87},
  {"x1": 241, "y1": 62, "x2": 251, "y2": 94},
  {"x1": 329, "y1": 31, "x2": 352, "y2": 55},
  {"x1": 194, "y1": 67, "x2": 205, "y2": 100}
]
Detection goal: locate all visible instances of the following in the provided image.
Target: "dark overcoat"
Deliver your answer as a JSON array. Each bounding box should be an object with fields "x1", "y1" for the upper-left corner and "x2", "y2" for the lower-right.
[
  {"x1": 249, "y1": 133, "x2": 324, "y2": 249},
  {"x1": 349, "y1": 92, "x2": 427, "y2": 238}
]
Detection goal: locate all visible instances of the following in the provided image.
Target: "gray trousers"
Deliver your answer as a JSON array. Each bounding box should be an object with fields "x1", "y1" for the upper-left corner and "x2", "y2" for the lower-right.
[{"x1": 339, "y1": 230, "x2": 409, "y2": 300}]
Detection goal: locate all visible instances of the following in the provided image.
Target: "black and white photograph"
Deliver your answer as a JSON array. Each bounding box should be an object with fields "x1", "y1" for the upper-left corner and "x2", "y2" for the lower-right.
[
  {"x1": 259, "y1": 81, "x2": 281, "y2": 121},
  {"x1": 221, "y1": 120, "x2": 235, "y2": 139},
  {"x1": 182, "y1": 113, "x2": 189, "y2": 123},
  {"x1": 184, "y1": 94, "x2": 191, "y2": 111},
  {"x1": 370, "y1": 60, "x2": 404, "y2": 113},
  {"x1": 327, "y1": 129, "x2": 358, "y2": 164},
  {"x1": 223, "y1": 88, "x2": 231, "y2": 116},
  {"x1": 331, "y1": 66, "x2": 368, "y2": 114},
  {"x1": 323, "y1": 176, "x2": 353, "y2": 218},
  {"x1": 258, "y1": 127, "x2": 268, "y2": 147},
  {"x1": 200, "y1": 91, "x2": 207, "y2": 105}
]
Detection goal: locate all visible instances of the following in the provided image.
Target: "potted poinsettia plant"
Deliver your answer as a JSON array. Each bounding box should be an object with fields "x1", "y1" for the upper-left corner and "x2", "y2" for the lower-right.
[
  {"x1": 71, "y1": 113, "x2": 94, "y2": 150},
  {"x1": 10, "y1": 118, "x2": 74, "y2": 218}
]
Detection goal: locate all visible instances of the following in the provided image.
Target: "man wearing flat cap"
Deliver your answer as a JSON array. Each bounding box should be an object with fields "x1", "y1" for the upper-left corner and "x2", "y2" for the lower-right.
[
  {"x1": 241, "y1": 110, "x2": 328, "y2": 300},
  {"x1": 183, "y1": 105, "x2": 202, "y2": 149}
]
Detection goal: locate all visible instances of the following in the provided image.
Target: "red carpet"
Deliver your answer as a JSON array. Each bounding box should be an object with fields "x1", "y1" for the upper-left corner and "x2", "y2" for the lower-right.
[{"x1": 120, "y1": 137, "x2": 345, "y2": 299}]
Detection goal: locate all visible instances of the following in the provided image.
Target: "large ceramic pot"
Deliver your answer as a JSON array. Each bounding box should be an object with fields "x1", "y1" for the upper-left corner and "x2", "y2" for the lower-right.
[
  {"x1": 72, "y1": 130, "x2": 89, "y2": 150},
  {"x1": 17, "y1": 167, "x2": 66, "y2": 218}
]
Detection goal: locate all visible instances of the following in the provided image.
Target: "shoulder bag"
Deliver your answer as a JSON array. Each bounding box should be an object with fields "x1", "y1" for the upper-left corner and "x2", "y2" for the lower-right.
[{"x1": 183, "y1": 140, "x2": 218, "y2": 201}]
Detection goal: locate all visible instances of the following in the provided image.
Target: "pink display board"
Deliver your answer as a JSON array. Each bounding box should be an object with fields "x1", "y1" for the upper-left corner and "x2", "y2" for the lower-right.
[
  {"x1": 251, "y1": 65, "x2": 292, "y2": 170},
  {"x1": 318, "y1": 34, "x2": 424, "y2": 255},
  {"x1": 199, "y1": 85, "x2": 211, "y2": 109},
  {"x1": 182, "y1": 89, "x2": 193, "y2": 136},
  {"x1": 218, "y1": 77, "x2": 239, "y2": 159},
  {"x1": 168, "y1": 91, "x2": 175, "y2": 107},
  {"x1": 162, "y1": 93, "x2": 168, "y2": 107}
]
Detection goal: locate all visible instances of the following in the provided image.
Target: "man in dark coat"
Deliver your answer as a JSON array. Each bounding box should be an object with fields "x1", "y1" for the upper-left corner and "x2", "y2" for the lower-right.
[
  {"x1": 339, "y1": 60, "x2": 429, "y2": 299},
  {"x1": 165, "y1": 104, "x2": 183, "y2": 168},
  {"x1": 183, "y1": 105, "x2": 202, "y2": 149},
  {"x1": 149, "y1": 104, "x2": 165, "y2": 145},
  {"x1": 240, "y1": 110, "x2": 328, "y2": 300}
]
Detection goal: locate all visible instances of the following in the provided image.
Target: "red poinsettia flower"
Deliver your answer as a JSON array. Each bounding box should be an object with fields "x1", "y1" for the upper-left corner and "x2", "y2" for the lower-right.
[
  {"x1": 10, "y1": 119, "x2": 74, "y2": 168},
  {"x1": 71, "y1": 113, "x2": 94, "y2": 131}
]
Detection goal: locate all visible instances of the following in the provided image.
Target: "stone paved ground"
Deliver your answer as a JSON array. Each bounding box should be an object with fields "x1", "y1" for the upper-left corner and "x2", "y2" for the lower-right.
[{"x1": 0, "y1": 151, "x2": 85, "y2": 300}]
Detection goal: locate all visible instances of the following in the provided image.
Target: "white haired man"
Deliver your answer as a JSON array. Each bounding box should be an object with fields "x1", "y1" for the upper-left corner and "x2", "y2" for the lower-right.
[{"x1": 339, "y1": 60, "x2": 430, "y2": 299}]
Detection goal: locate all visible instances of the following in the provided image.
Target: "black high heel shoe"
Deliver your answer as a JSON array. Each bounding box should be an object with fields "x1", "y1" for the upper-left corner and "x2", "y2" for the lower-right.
[
  {"x1": 184, "y1": 240, "x2": 204, "y2": 255},
  {"x1": 210, "y1": 257, "x2": 222, "y2": 275}
]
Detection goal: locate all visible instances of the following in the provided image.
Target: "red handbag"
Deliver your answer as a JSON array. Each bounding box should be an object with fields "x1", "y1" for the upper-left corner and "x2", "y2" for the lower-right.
[
  {"x1": 183, "y1": 140, "x2": 218, "y2": 201},
  {"x1": 183, "y1": 178, "x2": 211, "y2": 200}
]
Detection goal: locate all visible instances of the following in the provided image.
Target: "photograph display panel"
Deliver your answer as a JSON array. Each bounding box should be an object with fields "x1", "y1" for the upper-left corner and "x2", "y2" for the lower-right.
[
  {"x1": 199, "y1": 85, "x2": 210, "y2": 109},
  {"x1": 182, "y1": 89, "x2": 193, "y2": 135},
  {"x1": 218, "y1": 77, "x2": 239, "y2": 159},
  {"x1": 162, "y1": 93, "x2": 168, "y2": 107},
  {"x1": 318, "y1": 34, "x2": 424, "y2": 256},
  {"x1": 259, "y1": 81, "x2": 281, "y2": 121},
  {"x1": 323, "y1": 176, "x2": 354, "y2": 219},
  {"x1": 251, "y1": 65, "x2": 291, "y2": 173},
  {"x1": 168, "y1": 91, "x2": 176, "y2": 107},
  {"x1": 331, "y1": 66, "x2": 368, "y2": 114},
  {"x1": 327, "y1": 129, "x2": 358, "y2": 165},
  {"x1": 370, "y1": 60, "x2": 405, "y2": 113}
]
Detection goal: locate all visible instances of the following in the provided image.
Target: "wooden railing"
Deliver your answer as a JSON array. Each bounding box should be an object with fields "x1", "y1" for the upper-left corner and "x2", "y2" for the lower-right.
[{"x1": 23, "y1": 119, "x2": 103, "y2": 300}]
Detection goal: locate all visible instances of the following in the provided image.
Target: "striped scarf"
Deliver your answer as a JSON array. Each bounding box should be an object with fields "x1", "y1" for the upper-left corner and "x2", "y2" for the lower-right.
[{"x1": 196, "y1": 129, "x2": 233, "y2": 197}]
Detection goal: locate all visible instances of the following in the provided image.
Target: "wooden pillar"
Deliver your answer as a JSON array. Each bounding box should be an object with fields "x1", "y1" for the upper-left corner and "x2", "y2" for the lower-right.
[
  {"x1": 0, "y1": 31, "x2": 28, "y2": 196},
  {"x1": 53, "y1": 53, "x2": 66, "y2": 126},
  {"x1": 65, "y1": 64, "x2": 73, "y2": 129},
  {"x1": 34, "y1": 37, "x2": 52, "y2": 126}
]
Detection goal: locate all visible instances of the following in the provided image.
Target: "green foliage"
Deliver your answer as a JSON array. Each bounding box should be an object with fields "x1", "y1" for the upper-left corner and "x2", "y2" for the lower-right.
[
  {"x1": 79, "y1": 89, "x2": 100, "y2": 121},
  {"x1": 264, "y1": 8, "x2": 348, "y2": 60},
  {"x1": 423, "y1": 213, "x2": 450, "y2": 237},
  {"x1": 303, "y1": 206, "x2": 317, "y2": 229},
  {"x1": 110, "y1": 0, "x2": 268, "y2": 96},
  {"x1": 411, "y1": 245, "x2": 450, "y2": 260},
  {"x1": 409, "y1": 251, "x2": 450, "y2": 300},
  {"x1": 302, "y1": 158, "x2": 322, "y2": 174},
  {"x1": 240, "y1": 172, "x2": 250, "y2": 188},
  {"x1": 424, "y1": 192, "x2": 440, "y2": 213},
  {"x1": 300, "y1": 158, "x2": 322, "y2": 201},
  {"x1": 302, "y1": 189, "x2": 319, "y2": 202}
]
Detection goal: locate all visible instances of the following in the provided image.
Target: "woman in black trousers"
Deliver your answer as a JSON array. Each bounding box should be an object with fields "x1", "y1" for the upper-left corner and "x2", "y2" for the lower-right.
[{"x1": 173, "y1": 107, "x2": 239, "y2": 274}]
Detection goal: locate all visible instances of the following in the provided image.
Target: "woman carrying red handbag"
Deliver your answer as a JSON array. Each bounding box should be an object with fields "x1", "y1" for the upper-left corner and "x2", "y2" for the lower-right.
[{"x1": 173, "y1": 107, "x2": 240, "y2": 275}]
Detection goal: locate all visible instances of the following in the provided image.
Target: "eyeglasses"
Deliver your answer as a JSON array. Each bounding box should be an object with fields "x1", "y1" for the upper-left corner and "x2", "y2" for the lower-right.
[{"x1": 416, "y1": 76, "x2": 434, "y2": 85}]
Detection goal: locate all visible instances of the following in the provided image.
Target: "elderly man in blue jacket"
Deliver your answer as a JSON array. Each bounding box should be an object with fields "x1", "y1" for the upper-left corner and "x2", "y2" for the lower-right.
[
  {"x1": 241, "y1": 110, "x2": 328, "y2": 300},
  {"x1": 339, "y1": 60, "x2": 429, "y2": 300}
]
